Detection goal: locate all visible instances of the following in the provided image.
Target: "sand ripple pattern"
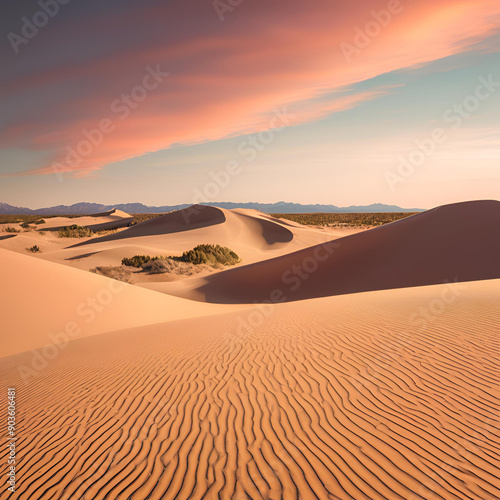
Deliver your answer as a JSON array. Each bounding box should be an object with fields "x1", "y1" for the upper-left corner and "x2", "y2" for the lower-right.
[{"x1": 1, "y1": 291, "x2": 499, "y2": 499}]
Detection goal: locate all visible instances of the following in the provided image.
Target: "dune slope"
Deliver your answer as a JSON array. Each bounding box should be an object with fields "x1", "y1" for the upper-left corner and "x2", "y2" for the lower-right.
[
  {"x1": 187, "y1": 200, "x2": 500, "y2": 303},
  {"x1": 0, "y1": 248, "x2": 244, "y2": 357},
  {"x1": 1, "y1": 279, "x2": 499, "y2": 499}
]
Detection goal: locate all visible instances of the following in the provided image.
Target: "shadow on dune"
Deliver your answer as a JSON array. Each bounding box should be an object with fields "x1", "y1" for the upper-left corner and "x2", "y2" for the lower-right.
[
  {"x1": 237, "y1": 213, "x2": 293, "y2": 244},
  {"x1": 65, "y1": 251, "x2": 99, "y2": 261},
  {"x1": 194, "y1": 200, "x2": 500, "y2": 303},
  {"x1": 68, "y1": 205, "x2": 226, "y2": 248}
]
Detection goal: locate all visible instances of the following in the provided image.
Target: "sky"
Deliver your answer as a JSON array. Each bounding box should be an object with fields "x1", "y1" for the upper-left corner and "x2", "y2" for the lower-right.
[{"x1": 1, "y1": 0, "x2": 500, "y2": 209}]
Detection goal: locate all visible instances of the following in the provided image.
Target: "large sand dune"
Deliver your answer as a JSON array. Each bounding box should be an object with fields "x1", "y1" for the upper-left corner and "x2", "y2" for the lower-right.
[
  {"x1": 1, "y1": 200, "x2": 498, "y2": 499},
  {"x1": 1, "y1": 279, "x2": 498, "y2": 499},
  {"x1": 181, "y1": 200, "x2": 500, "y2": 303},
  {"x1": 0, "y1": 248, "x2": 245, "y2": 357},
  {"x1": 0, "y1": 205, "x2": 346, "y2": 271}
]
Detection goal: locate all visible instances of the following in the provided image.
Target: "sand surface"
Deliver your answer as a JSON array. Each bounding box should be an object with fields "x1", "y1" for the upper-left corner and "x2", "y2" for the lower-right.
[
  {"x1": 1, "y1": 280, "x2": 499, "y2": 499},
  {"x1": 169, "y1": 200, "x2": 500, "y2": 303},
  {"x1": 0, "y1": 248, "x2": 246, "y2": 358},
  {"x1": 0, "y1": 205, "x2": 362, "y2": 273},
  {"x1": 0, "y1": 200, "x2": 498, "y2": 499}
]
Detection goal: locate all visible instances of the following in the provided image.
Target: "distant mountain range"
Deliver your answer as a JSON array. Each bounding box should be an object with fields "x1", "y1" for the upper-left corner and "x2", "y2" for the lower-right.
[{"x1": 0, "y1": 201, "x2": 424, "y2": 215}]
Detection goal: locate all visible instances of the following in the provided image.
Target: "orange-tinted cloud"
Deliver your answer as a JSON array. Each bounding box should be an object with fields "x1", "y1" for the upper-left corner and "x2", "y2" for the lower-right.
[{"x1": 2, "y1": 0, "x2": 500, "y2": 177}]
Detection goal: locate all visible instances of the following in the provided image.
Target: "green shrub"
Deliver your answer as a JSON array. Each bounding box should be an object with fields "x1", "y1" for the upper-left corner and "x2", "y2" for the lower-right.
[
  {"x1": 58, "y1": 224, "x2": 94, "y2": 238},
  {"x1": 181, "y1": 244, "x2": 240, "y2": 266},
  {"x1": 34, "y1": 219, "x2": 46, "y2": 225},
  {"x1": 27, "y1": 245, "x2": 40, "y2": 253},
  {"x1": 122, "y1": 245, "x2": 240, "y2": 271},
  {"x1": 4, "y1": 227, "x2": 20, "y2": 233},
  {"x1": 122, "y1": 255, "x2": 161, "y2": 268},
  {"x1": 20, "y1": 222, "x2": 31, "y2": 229}
]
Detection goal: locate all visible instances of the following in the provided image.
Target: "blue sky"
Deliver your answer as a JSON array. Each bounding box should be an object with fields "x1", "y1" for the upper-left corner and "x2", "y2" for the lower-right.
[{"x1": 1, "y1": 0, "x2": 499, "y2": 209}]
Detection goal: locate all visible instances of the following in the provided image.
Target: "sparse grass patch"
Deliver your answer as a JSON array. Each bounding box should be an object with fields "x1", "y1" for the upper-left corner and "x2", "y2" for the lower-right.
[
  {"x1": 58, "y1": 224, "x2": 94, "y2": 238},
  {"x1": 57, "y1": 225, "x2": 116, "y2": 238},
  {"x1": 90, "y1": 266, "x2": 133, "y2": 283},
  {"x1": 26, "y1": 245, "x2": 40, "y2": 253},
  {"x1": 4, "y1": 226, "x2": 20, "y2": 233},
  {"x1": 269, "y1": 212, "x2": 418, "y2": 228},
  {"x1": 142, "y1": 258, "x2": 213, "y2": 275},
  {"x1": 95, "y1": 228, "x2": 118, "y2": 236}
]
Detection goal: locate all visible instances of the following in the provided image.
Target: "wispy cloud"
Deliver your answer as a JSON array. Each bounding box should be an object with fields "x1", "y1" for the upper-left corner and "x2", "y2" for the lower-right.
[{"x1": 2, "y1": 0, "x2": 500, "y2": 177}]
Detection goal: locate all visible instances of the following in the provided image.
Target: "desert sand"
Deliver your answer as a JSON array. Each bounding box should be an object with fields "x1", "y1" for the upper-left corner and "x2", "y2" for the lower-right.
[{"x1": 0, "y1": 200, "x2": 499, "y2": 499}]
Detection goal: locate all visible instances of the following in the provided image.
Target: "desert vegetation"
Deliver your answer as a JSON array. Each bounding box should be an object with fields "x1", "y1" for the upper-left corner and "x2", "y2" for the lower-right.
[
  {"x1": 181, "y1": 244, "x2": 241, "y2": 266},
  {"x1": 269, "y1": 212, "x2": 418, "y2": 227},
  {"x1": 58, "y1": 224, "x2": 118, "y2": 238},
  {"x1": 58, "y1": 225, "x2": 94, "y2": 238},
  {"x1": 26, "y1": 245, "x2": 40, "y2": 253},
  {"x1": 129, "y1": 213, "x2": 165, "y2": 224},
  {"x1": 121, "y1": 244, "x2": 240, "y2": 275},
  {"x1": 0, "y1": 214, "x2": 79, "y2": 225},
  {"x1": 21, "y1": 222, "x2": 36, "y2": 231},
  {"x1": 90, "y1": 266, "x2": 134, "y2": 283},
  {"x1": 122, "y1": 255, "x2": 161, "y2": 268},
  {"x1": 3, "y1": 226, "x2": 20, "y2": 233},
  {"x1": 142, "y1": 258, "x2": 213, "y2": 275}
]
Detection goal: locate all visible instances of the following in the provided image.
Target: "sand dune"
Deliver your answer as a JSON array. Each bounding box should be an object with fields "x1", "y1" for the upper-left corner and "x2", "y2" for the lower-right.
[
  {"x1": 0, "y1": 248, "x2": 245, "y2": 357},
  {"x1": 1, "y1": 279, "x2": 498, "y2": 499},
  {"x1": 0, "y1": 208, "x2": 134, "y2": 233},
  {"x1": 19, "y1": 205, "x2": 345, "y2": 271},
  {"x1": 180, "y1": 200, "x2": 500, "y2": 303},
  {"x1": 69, "y1": 204, "x2": 294, "y2": 250},
  {"x1": 0, "y1": 206, "x2": 365, "y2": 274}
]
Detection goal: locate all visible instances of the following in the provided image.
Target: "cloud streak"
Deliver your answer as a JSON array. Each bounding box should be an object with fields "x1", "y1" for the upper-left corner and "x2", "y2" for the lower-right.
[{"x1": 2, "y1": 0, "x2": 500, "y2": 177}]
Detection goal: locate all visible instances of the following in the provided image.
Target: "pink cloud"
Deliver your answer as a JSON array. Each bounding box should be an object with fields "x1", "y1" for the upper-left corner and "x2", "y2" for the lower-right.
[{"x1": 2, "y1": 0, "x2": 500, "y2": 177}]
